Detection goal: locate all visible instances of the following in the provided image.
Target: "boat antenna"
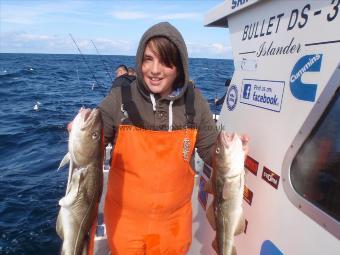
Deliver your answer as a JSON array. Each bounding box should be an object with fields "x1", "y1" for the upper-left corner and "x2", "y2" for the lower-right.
[
  {"x1": 69, "y1": 34, "x2": 102, "y2": 91},
  {"x1": 91, "y1": 40, "x2": 113, "y2": 83}
]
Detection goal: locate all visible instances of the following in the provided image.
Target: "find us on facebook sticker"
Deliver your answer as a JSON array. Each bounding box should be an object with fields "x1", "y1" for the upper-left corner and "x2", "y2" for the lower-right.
[
  {"x1": 226, "y1": 84, "x2": 238, "y2": 111},
  {"x1": 240, "y1": 79, "x2": 285, "y2": 112}
]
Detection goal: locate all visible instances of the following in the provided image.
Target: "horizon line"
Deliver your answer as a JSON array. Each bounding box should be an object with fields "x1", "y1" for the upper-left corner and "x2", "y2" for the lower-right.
[{"x1": 0, "y1": 52, "x2": 233, "y2": 61}]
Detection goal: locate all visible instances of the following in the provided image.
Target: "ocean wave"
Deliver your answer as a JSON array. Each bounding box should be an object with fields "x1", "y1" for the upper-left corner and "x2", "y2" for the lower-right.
[{"x1": 0, "y1": 53, "x2": 233, "y2": 254}]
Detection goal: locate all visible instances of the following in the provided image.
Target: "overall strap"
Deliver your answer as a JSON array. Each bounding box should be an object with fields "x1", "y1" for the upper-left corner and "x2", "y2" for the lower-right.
[
  {"x1": 185, "y1": 82, "x2": 196, "y2": 128},
  {"x1": 121, "y1": 83, "x2": 196, "y2": 129},
  {"x1": 120, "y1": 85, "x2": 144, "y2": 127}
]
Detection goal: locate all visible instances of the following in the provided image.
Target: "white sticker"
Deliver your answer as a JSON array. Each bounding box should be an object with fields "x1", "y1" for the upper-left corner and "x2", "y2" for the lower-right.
[
  {"x1": 240, "y1": 79, "x2": 285, "y2": 112},
  {"x1": 236, "y1": 58, "x2": 258, "y2": 71}
]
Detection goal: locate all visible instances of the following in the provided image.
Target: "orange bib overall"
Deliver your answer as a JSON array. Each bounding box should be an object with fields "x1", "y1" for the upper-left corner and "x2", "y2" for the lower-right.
[{"x1": 104, "y1": 124, "x2": 197, "y2": 255}]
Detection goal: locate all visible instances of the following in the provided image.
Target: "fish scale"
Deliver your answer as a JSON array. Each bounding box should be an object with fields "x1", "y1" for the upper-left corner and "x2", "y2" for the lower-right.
[
  {"x1": 206, "y1": 131, "x2": 246, "y2": 255},
  {"x1": 56, "y1": 108, "x2": 103, "y2": 255}
]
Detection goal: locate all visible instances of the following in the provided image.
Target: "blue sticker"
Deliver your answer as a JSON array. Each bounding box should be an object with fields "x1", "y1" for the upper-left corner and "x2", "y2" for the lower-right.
[
  {"x1": 260, "y1": 240, "x2": 284, "y2": 255},
  {"x1": 226, "y1": 84, "x2": 238, "y2": 111},
  {"x1": 198, "y1": 177, "x2": 207, "y2": 209},
  {"x1": 243, "y1": 83, "x2": 252, "y2": 99},
  {"x1": 290, "y1": 54, "x2": 322, "y2": 102}
]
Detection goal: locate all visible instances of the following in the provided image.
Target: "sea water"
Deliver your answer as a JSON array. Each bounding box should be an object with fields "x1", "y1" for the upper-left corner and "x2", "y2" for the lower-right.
[{"x1": 0, "y1": 53, "x2": 233, "y2": 254}]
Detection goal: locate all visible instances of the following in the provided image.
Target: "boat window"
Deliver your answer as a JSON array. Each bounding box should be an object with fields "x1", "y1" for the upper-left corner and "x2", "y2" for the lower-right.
[{"x1": 291, "y1": 88, "x2": 340, "y2": 221}]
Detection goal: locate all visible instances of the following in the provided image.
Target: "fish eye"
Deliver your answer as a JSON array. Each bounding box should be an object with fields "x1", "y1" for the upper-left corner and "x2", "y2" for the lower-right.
[
  {"x1": 216, "y1": 147, "x2": 220, "y2": 154},
  {"x1": 91, "y1": 131, "x2": 99, "y2": 140}
]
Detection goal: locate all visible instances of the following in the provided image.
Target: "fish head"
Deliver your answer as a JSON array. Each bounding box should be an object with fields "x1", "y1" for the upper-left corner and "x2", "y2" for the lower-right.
[
  {"x1": 213, "y1": 131, "x2": 245, "y2": 176},
  {"x1": 68, "y1": 108, "x2": 103, "y2": 167}
]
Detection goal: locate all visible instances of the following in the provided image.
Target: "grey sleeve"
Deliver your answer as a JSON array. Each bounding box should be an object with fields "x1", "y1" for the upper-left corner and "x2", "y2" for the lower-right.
[
  {"x1": 194, "y1": 90, "x2": 218, "y2": 165},
  {"x1": 98, "y1": 89, "x2": 120, "y2": 144}
]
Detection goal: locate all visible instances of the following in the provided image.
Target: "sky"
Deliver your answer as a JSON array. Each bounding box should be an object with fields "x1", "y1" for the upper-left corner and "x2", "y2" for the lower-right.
[{"x1": 0, "y1": 0, "x2": 232, "y2": 59}]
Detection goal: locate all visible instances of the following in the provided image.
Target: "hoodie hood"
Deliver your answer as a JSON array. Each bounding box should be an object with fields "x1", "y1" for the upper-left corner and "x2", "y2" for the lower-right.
[{"x1": 136, "y1": 22, "x2": 189, "y2": 101}]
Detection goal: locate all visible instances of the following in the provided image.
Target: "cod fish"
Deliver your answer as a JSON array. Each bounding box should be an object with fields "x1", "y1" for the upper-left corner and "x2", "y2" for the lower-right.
[
  {"x1": 56, "y1": 108, "x2": 103, "y2": 255},
  {"x1": 205, "y1": 131, "x2": 246, "y2": 255}
]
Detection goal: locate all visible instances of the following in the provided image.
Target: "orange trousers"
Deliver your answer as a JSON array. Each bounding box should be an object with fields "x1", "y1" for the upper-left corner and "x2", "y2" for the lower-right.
[{"x1": 104, "y1": 125, "x2": 197, "y2": 254}]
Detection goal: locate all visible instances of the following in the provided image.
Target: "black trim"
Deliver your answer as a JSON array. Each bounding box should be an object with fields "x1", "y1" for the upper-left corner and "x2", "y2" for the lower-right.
[
  {"x1": 239, "y1": 51, "x2": 256, "y2": 55},
  {"x1": 185, "y1": 83, "x2": 196, "y2": 128},
  {"x1": 305, "y1": 40, "x2": 340, "y2": 46},
  {"x1": 121, "y1": 86, "x2": 144, "y2": 127}
]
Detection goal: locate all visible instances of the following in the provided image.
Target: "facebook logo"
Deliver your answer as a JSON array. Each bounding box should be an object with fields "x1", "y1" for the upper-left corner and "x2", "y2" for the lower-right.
[{"x1": 243, "y1": 84, "x2": 251, "y2": 99}]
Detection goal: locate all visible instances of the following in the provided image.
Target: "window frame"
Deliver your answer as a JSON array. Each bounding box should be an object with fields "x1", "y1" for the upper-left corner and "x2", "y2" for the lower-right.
[{"x1": 282, "y1": 68, "x2": 340, "y2": 239}]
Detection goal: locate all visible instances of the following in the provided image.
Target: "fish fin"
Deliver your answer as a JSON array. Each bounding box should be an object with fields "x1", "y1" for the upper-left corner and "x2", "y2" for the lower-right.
[
  {"x1": 58, "y1": 152, "x2": 71, "y2": 170},
  {"x1": 204, "y1": 179, "x2": 214, "y2": 194},
  {"x1": 212, "y1": 238, "x2": 218, "y2": 254},
  {"x1": 65, "y1": 159, "x2": 76, "y2": 194},
  {"x1": 59, "y1": 196, "x2": 71, "y2": 207},
  {"x1": 59, "y1": 172, "x2": 81, "y2": 207},
  {"x1": 206, "y1": 203, "x2": 216, "y2": 230},
  {"x1": 222, "y1": 180, "x2": 234, "y2": 200},
  {"x1": 56, "y1": 213, "x2": 63, "y2": 239},
  {"x1": 59, "y1": 191, "x2": 78, "y2": 207},
  {"x1": 234, "y1": 211, "x2": 246, "y2": 236}
]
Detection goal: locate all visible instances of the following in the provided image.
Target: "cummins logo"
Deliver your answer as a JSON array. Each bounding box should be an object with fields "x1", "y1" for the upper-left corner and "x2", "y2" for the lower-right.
[
  {"x1": 262, "y1": 167, "x2": 280, "y2": 189},
  {"x1": 290, "y1": 54, "x2": 322, "y2": 102}
]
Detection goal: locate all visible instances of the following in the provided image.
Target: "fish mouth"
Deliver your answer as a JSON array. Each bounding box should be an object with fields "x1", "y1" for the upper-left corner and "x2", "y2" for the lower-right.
[
  {"x1": 81, "y1": 108, "x2": 100, "y2": 130},
  {"x1": 83, "y1": 109, "x2": 91, "y2": 121},
  {"x1": 219, "y1": 131, "x2": 235, "y2": 148},
  {"x1": 67, "y1": 108, "x2": 91, "y2": 132}
]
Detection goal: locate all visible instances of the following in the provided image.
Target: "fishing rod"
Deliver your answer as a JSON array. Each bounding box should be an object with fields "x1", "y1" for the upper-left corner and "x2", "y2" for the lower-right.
[
  {"x1": 69, "y1": 34, "x2": 103, "y2": 93},
  {"x1": 214, "y1": 93, "x2": 218, "y2": 121},
  {"x1": 91, "y1": 40, "x2": 113, "y2": 83}
]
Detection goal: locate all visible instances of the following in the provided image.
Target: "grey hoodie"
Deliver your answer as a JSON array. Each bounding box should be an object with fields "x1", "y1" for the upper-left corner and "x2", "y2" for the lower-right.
[{"x1": 99, "y1": 22, "x2": 218, "y2": 164}]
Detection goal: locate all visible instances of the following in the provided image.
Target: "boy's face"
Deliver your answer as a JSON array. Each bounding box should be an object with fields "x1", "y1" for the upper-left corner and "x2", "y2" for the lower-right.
[{"x1": 142, "y1": 43, "x2": 177, "y2": 97}]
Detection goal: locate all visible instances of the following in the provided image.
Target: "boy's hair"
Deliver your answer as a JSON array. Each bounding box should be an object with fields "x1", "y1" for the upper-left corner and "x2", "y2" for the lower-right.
[{"x1": 145, "y1": 36, "x2": 184, "y2": 88}]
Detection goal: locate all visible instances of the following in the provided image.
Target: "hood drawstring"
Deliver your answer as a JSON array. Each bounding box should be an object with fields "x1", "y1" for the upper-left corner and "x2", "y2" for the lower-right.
[
  {"x1": 150, "y1": 93, "x2": 174, "y2": 132},
  {"x1": 168, "y1": 101, "x2": 174, "y2": 132},
  {"x1": 150, "y1": 94, "x2": 156, "y2": 112}
]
